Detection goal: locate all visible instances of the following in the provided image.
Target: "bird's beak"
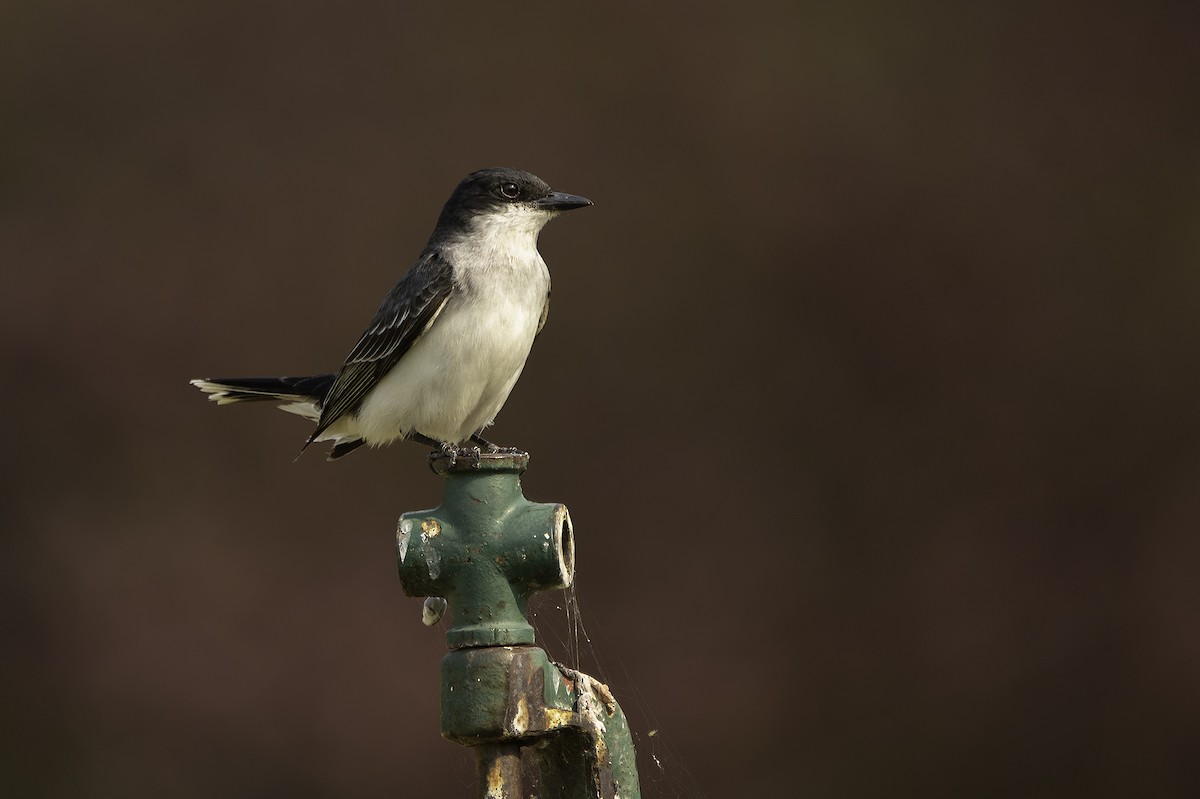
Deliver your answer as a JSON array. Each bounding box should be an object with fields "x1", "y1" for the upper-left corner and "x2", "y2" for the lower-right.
[{"x1": 537, "y1": 191, "x2": 593, "y2": 211}]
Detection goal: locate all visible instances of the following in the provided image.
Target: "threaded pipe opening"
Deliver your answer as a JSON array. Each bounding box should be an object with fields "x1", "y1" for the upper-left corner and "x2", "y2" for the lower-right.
[{"x1": 552, "y1": 505, "x2": 575, "y2": 589}]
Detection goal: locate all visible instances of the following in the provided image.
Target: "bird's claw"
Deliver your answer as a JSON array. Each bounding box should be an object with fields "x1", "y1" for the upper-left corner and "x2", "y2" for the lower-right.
[
  {"x1": 427, "y1": 441, "x2": 459, "y2": 468},
  {"x1": 428, "y1": 443, "x2": 488, "y2": 469}
]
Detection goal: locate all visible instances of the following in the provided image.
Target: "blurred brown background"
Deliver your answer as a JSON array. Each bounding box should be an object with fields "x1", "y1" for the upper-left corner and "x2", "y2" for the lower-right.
[{"x1": 3, "y1": 2, "x2": 1199, "y2": 796}]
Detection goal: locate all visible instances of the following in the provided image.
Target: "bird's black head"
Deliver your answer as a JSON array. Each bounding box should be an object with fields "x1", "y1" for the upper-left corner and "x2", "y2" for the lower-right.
[{"x1": 432, "y1": 167, "x2": 592, "y2": 238}]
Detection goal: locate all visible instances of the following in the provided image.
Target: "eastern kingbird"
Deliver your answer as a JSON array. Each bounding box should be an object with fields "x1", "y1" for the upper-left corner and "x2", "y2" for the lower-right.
[{"x1": 191, "y1": 167, "x2": 592, "y2": 460}]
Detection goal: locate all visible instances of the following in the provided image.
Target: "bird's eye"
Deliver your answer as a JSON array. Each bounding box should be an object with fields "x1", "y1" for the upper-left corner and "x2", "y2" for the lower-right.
[{"x1": 499, "y1": 182, "x2": 520, "y2": 199}]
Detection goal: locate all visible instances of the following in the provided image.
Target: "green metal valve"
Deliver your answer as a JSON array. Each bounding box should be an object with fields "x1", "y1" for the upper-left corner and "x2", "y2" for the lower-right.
[
  {"x1": 395, "y1": 451, "x2": 642, "y2": 799},
  {"x1": 396, "y1": 452, "x2": 574, "y2": 649}
]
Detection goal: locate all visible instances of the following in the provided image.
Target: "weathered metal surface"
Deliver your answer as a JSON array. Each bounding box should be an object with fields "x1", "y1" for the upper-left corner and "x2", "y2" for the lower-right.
[
  {"x1": 441, "y1": 646, "x2": 575, "y2": 744},
  {"x1": 396, "y1": 452, "x2": 640, "y2": 798},
  {"x1": 477, "y1": 743, "x2": 525, "y2": 799},
  {"x1": 396, "y1": 453, "x2": 574, "y2": 649}
]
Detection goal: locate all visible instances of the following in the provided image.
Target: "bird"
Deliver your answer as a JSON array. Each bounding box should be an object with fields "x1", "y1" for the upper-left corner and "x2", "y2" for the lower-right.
[{"x1": 190, "y1": 167, "x2": 592, "y2": 460}]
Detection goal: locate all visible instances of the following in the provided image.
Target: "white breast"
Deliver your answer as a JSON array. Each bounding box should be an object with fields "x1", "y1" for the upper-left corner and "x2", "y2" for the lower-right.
[{"x1": 351, "y1": 205, "x2": 553, "y2": 446}]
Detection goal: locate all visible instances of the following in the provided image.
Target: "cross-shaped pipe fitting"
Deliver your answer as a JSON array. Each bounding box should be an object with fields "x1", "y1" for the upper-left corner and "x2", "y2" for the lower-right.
[{"x1": 395, "y1": 452, "x2": 574, "y2": 649}]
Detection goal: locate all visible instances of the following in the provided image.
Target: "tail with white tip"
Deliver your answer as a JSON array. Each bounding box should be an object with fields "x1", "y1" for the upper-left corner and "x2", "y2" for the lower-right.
[{"x1": 190, "y1": 374, "x2": 366, "y2": 459}]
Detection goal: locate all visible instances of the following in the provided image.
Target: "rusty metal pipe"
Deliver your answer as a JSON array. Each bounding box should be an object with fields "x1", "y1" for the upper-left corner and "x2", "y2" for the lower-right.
[{"x1": 395, "y1": 451, "x2": 641, "y2": 799}]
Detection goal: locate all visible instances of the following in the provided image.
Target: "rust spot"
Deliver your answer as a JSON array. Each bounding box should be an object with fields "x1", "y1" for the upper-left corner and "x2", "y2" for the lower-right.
[
  {"x1": 593, "y1": 681, "x2": 618, "y2": 716},
  {"x1": 485, "y1": 757, "x2": 505, "y2": 797},
  {"x1": 509, "y1": 695, "x2": 529, "y2": 735},
  {"x1": 420, "y1": 518, "x2": 441, "y2": 537},
  {"x1": 544, "y1": 707, "x2": 574, "y2": 729}
]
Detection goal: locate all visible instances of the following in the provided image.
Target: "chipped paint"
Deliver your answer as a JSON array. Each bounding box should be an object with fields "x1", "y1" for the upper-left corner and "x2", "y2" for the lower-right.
[
  {"x1": 509, "y1": 695, "x2": 529, "y2": 735},
  {"x1": 544, "y1": 707, "x2": 574, "y2": 728},
  {"x1": 575, "y1": 674, "x2": 609, "y2": 736},
  {"x1": 485, "y1": 757, "x2": 505, "y2": 798},
  {"x1": 396, "y1": 518, "x2": 413, "y2": 561},
  {"x1": 397, "y1": 454, "x2": 639, "y2": 796},
  {"x1": 422, "y1": 597, "x2": 447, "y2": 626}
]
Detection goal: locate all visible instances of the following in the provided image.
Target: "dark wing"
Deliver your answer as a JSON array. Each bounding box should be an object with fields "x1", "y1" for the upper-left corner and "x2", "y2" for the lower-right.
[{"x1": 305, "y1": 251, "x2": 455, "y2": 446}]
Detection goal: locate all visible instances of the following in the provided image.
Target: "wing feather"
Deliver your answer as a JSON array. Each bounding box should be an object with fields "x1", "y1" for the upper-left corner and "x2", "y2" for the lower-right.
[{"x1": 305, "y1": 251, "x2": 455, "y2": 445}]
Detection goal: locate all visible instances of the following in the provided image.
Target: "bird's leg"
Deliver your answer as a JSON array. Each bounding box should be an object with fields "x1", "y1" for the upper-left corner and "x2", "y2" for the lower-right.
[
  {"x1": 469, "y1": 433, "x2": 502, "y2": 453},
  {"x1": 410, "y1": 432, "x2": 460, "y2": 467},
  {"x1": 409, "y1": 431, "x2": 443, "y2": 449},
  {"x1": 470, "y1": 433, "x2": 524, "y2": 455}
]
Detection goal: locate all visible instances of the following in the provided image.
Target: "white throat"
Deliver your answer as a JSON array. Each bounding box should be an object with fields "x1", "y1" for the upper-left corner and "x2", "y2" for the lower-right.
[{"x1": 446, "y1": 205, "x2": 555, "y2": 288}]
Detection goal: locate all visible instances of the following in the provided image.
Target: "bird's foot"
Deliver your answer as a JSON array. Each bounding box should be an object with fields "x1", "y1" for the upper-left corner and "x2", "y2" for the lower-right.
[
  {"x1": 427, "y1": 441, "x2": 460, "y2": 468},
  {"x1": 427, "y1": 443, "x2": 489, "y2": 469},
  {"x1": 425, "y1": 436, "x2": 527, "y2": 474}
]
